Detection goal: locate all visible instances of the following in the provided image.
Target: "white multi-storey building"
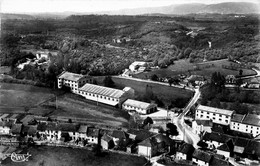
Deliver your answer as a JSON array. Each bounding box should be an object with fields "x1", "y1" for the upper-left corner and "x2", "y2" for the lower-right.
[
  {"x1": 230, "y1": 114, "x2": 260, "y2": 137},
  {"x1": 195, "y1": 105, "x2": 234, "y2": 125},
  {"x1": 57, "y1": 71, "x2": 92, "y2": 94},
  {"x1": 78, "y1": 83, "x2": 134, "y2": 106}
]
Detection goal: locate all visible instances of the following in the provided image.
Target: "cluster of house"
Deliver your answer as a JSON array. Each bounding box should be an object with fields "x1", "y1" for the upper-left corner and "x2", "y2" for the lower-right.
[
  {"x1": 189, "y1": 104, "x2": 260, "y2": 164},
  {"x1": 0, "y1": 112, "x2": 176, "y2": 159},
  {"x1": 226, "y1": 74, "x2": 260, "y2": 89},
  {"x1": 17, "y1": 50, "x2": 58, "y2": 71},
  {"x1": 176, "y1": 142, "x2": 230, "y2": 166},
  {"x1": 57, "y1": 71, "x2": 158, "y2": 115}
]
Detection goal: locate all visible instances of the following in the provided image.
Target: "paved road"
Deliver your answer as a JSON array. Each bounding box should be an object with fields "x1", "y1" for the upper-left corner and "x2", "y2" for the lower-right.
[
  {"x1": 238, "y1": 68, "x2": 260, "y2": 80},
  {"x1": 174, "y1": 88, "x2": 201, "y2": 148}
]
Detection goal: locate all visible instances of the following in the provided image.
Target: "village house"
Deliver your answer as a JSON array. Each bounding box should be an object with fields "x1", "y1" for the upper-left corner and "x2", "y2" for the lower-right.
[
  {"x1": 192, "y1": 149, "x2": 213, "y2": 166},
  {"x1": 225, "y1": 75, "x2": 236, "y2": 84},
  {"x1": 195, "y1": 105, "x2": 234, "y2": 126},
  {"x1": 247, "y1": 82, "x2": 260, "y2": 89},
  {"x1": 210, "y1": 156, "x2": 230, "y2": 166},
  {"x1": 176, "y1": 143, "x2": 195, "y2": 161},
  {"x1": 122, "y1": 99, "x2": 157, "y2": 115},
  {"x1": 137, "y1": 134, "x2": 173, "y2": 158},
  {"x1": 127, "y1": 129, "x2": 155, "y2": 143},
  {"x1": 192, "y1": 120, "x2": 213, "y2": 136},
  {"x1": 216, "y1": 143, "x2": 231, "y2": 158},
  {"x1": 57, "y1": 71, "x2": 93, "y2": 94},
  {"x1": 129, "y1": 61, "x2": 147, "y2": 72},
  {"x1": 0, "y1": 122, "x2": 13, "y2": 135},
  {"x1": 186, "y1": 75, "x2": 206, "y2": 86},
  {"x1": 78, "y1": 83, "x2": 134, "y2": 106},
  {"x1": 22, "y1": 125, "x2": 38, "y2": 141},
  {"x1": 86, "y1": 127, "x2": 99, "y2": 144},
  {"x1": 101, "y1": 134, "x2": 114, "y2": 150},
  {"x1": 230, "y1": 114, "x2": 260, "y2": 137},
  {"x1": 110, "y1": 130, "x2": 129, "y2": 146},
  {"x1": 36, "y1": 122, "x2": 79, "y2": 142},
  {"x1": 76, "y1": 125, "x2": 88, "y2": 141},
  {"x1": 10, "y1": 124, "x2": 22, "y2": 136},
  {"x1": 201, "y1": 132, "x2": 233, "y2": 150}
]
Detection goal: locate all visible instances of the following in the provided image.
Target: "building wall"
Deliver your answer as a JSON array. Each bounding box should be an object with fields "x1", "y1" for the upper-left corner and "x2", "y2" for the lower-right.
[
  {"x1": 206, "y1": 140, "x2": 223, "y2": 150},
  {"x1": 0, "y1": 126, "x2": 10, "y2": 135},
  {"x1": 138, "y1": 145, "x2": 151, "y2": 158},
  {"x1": 101, "y1": 139, "x2": 109, "y2": 150},
  {"x1": 122, "y1": 104, "x2": 147, "y2": 114},
  {"x1": 192, "y1": 158, "x2": 209, "y2": 166},
  {"x1": 195, "y1": 109, "x2": 231, "y2": 125},
  {"x1": 78, "y1": 90, "x2": 120, "y2": 106},
  {"x1": 217, "y1": 149, "x2": 230, "y2": 158},
  {"x1": 176, "y1": 152, "x2": 187, "y2": 160},
  {"x1": 230, "y1": 121, "x2": 260, "y2": 137},
  {"x1": 57, "y1": 78, "x2": 79, "y2": 94}
]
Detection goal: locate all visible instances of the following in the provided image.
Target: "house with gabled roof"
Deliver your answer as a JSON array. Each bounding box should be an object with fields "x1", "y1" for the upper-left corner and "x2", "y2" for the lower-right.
[
  {"x1": 176, "y1": 143, "x2": 195, "y2": 161},
  {"x1": 192, "y1": 119, "x2": 213, "y2": 135},
  {"x1": 10, "y1": 124, "x2": 22, "y2": 136},
  {"x1": 216, "y1": 143, "x2": 231, "y2": 158},
  {"x1": 86, "y1": 127, "x2": 99, "y2": 144},
  {"x1": 210, "y1": 156, "x2": 229, "y2": 166},
  {"x1": 127, "y1": 129, "x2": 155, "y2": 143},
  {"x1": 202, "y1": 132, "x2": 233, "y2": 150},
  {"x1": 101, "y1": 134, "x2": 114, "y2": 150},
  {"x1": 0, "y1": 121, "x2": 13, "y2": 135},
  {"x1": 122, "y1": 99, "x2": 157, "y2": 114},
  {"x1": 111, "y1": 130, "x2": 129, "y2": 146},
  {"x1": 192, "y1": 149, "x2": 213, "y2": 166},
  {"x1": 137, "y1": 133, "x2": 173, "y2": 158}
]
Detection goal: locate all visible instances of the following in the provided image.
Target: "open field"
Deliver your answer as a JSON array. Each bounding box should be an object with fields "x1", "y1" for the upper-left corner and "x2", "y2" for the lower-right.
[
  {"x1": 43, "y1": 93, "x2": 129, "y2": 127},
  {"x1": 2, "y1": 146, "x2": 147, "y2": 166},
  {"x1": 94, "y1": 76, "x2": 194, "y2": 107},
  {"x1": 134, "y1": 59, "x2": 256, "y2": 79},
  {"x1": 110, "y1": 76, "x2": 193, "y2": 105},
  {"x1": 0, "y1": 83, "x2": 55, "y2": 107}
]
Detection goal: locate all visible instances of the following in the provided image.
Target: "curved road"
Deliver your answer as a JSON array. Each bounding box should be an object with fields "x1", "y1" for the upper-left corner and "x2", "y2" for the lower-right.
[{"x1": 174, "y1": 88, "x2": 201, "y2": 148}]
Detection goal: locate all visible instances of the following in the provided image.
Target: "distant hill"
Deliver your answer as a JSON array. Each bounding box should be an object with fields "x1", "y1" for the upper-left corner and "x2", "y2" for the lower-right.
[
  {"x1": 0, "y1": 13, "x2": 35, "y2": 20},
  {"x1": 198, "y1": 2, "x2": 260, "y2": 14},
  {"x1": 95, "y1": 2, "x2": 260, "y2": 15},
  {"x1": 1, "y1": 2, "x2": 259, "y2": 19}
]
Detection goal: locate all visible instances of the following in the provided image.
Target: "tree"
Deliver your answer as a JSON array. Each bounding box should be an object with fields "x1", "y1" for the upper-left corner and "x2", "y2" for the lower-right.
[
  {"x1": 143, "y1": 117, "x2": 153, "y2": 126},
  {"x1": 150, "y1": 74, "x2": 159, "y2": 81},
  {"x1": 239, "y1": 69, "x2": 243, "y2": 76},
  {"x1": 103, "y1": 76, "x2": 115, "y2": 88},
  {"x1": 166, "y1": 123, "x2": 179, "y2": 137}
]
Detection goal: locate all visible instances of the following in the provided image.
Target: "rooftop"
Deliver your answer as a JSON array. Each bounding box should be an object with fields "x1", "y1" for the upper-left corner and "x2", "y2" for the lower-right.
[
  {"x1": 58, "y1": 71, "x2": 84, "y2": 82},
  {"x1": 203, "y1": 132, "x2": 233, "y2": 144},
  {"x1": 231, "y1": 114, "x2": 245, "y2": 123},
  {"x1": 217, "y1": 143, "x2": 230, "y2": 152},
  {"x1": 79, "y1": 83, "x2": 125, "y2": 99},
  {"x1": 102, "y1": 134, "x2": 113, "y2": 142},
  {"x1": 177, "y1": 143, "x2": 194, "y2": 154},
  {"x1": 192, "y1": 149, "x2": 212, "y2": 163},
  {"x1": 195, "y1": 120, "x2": 213, "y2": 127},
  {"x1": 130, "y1": 61, "x2": 146, "y2": 67},
  {"x1": 123, "y1": 99, "x2": 156, "y2": 110},
  {"x1": 242, "y1": 114, "x2": 260, "y2": 127},
  {"x1": 78, "y1": 125, "x2": 88, "y2": 133},
  {"x1": 197, "y1": 105, "x2": 234, "y2": 116},
  {"x1": 111, "y1": 130, "x2": 128, "y2": 140}
]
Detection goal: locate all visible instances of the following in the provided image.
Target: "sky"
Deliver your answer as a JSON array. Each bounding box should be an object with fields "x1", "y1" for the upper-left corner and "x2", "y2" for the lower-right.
[{"x1": 1, "y1": 0, "x2": 259, "y2": 13}]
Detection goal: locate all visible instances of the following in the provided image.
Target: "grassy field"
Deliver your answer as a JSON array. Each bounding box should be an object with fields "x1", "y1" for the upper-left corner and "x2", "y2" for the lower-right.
[
  {"x1": 2, "y1": 146, "x2": 147, "y2": 166},
  {"x1": 0, "y1": 83, "x2": 55, "y2": 108},
  {"x1": 134, "y1": 59, "x2": 256, "y2": 79},
  {"x1": 43, "y1": 93, "x2": 129, "y2": 128},
  {"x1": 109, "y1": 76, "x2": 194, "y2": 106}
]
